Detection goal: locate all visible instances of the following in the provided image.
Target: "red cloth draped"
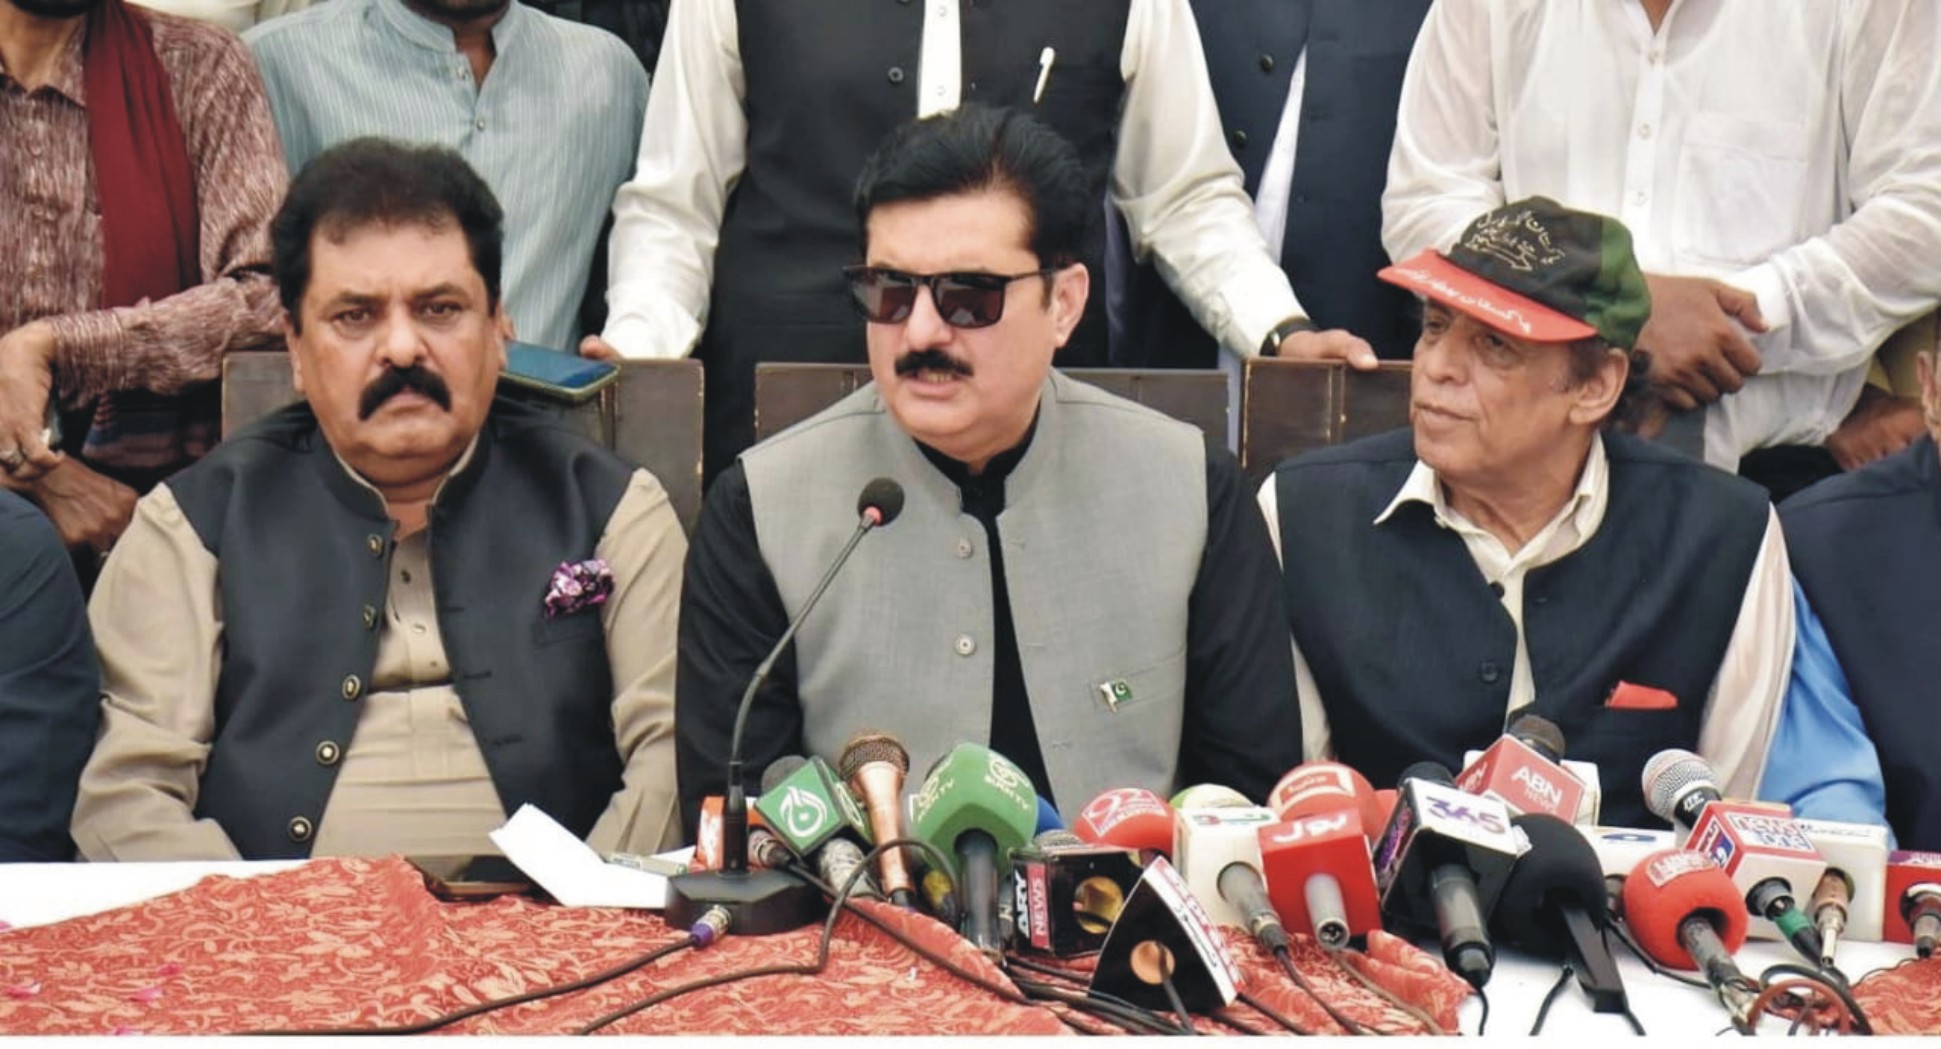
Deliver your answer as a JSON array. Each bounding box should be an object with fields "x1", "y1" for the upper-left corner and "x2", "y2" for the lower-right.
[{"x1": 0, "y1": 858, "x2": 1468, "y2": 1035}]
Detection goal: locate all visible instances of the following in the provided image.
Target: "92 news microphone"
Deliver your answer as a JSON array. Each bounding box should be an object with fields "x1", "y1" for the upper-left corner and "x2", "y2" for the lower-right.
[
  {"x1": 1492, "y1": 814, "x2": 1627, "y2": 1013},
  {"x1": 1074, "y1": 787, "x2": 1176, "y2": 857},
  {"x1": 1642, "y1": 749, "x2": 1827, "y2": 962},
  {"x1": 664, "y1": 478, "x2": 904, "y2": 934},
  {"x1": 1455, "y1": 715, "x2": 1587, "y2": 822},
  {"x1": 910, "y1": 743, "x2": 1040, "y2": 957},
  {"x1": 1371, "y1": 763, "x2": 1522, "y2": 988}
]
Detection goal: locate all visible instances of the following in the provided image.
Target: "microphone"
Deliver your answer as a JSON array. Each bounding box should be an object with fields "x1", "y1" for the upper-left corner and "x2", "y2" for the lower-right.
[
  {"x1": 1034, "y1": 795, "x2": 1064, "y2": 836},
  {"x1": 909, "y1": 743, "x2": 1040, "y2": 957},
  {"x1": 755, "y1": 755, "x2": 879, "y2": 898},
  {"x1": 1621, "y1": 849, "x2": 1757, "y2": 1028},
  {"x1": 1171, "y1": 804, "x2": 1279, "y2": 933},
  {"x1": 839, "y1": 732, "x2": 919, "y2": 910},
  {"x1": 1259, "y1": 769, "x2": 1383, "y2": 948},
  {"x1": 1883, "y1": 850, "x2": 1941, "y2": 956},
  {"x1": 1454, "y1": 714, "x2": 1587, "y2": 823},
  {"x1": 1268, "y1": 760, "x2": 1389, "y2": 836},
  {"x1": 1794, "y1": 817, "x2": 1889, "y2": 963},
  {"x1": 1371, "y1": 762, "x2": 1521, "y2": 989},
  {"x1": 1492, "y1": 814, "x2": 1627, "y2": 1013},
  {"x1": 1584, "y1": 826, "x2": 1680, "y2": 920},
  {"x1": 1642, "y1": 749, "x2": 1828, "y2": 963},
  {"x1": 664, "y1": 478, "x2": 904, "y2": 934},
  {"x1": 1171, "y1": 783, "x2": 1252, "y2": 810},
  {"x1": 1074, "y1": 787, "x2": 1177, "y2": 858},
  {"x1": 1009, "y1": 829, "x2": 1142, "y2": 956}
]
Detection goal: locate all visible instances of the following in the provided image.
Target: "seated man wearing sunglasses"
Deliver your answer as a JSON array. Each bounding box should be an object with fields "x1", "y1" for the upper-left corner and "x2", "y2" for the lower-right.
[{"x1": 674, "y1": 105, "x2": 1301, "y2": 833}]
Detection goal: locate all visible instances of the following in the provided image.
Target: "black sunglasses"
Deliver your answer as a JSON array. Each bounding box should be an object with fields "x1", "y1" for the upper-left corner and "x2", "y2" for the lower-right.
[{"x1": 842, "y1": 265, "x2": 1059, "y2": 329}]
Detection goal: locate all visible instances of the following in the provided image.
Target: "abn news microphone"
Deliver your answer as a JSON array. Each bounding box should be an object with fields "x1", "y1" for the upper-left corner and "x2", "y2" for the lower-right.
[
  {"x1": 909, "y1": 743, "x2": 1040, "y2": 957},
  {"x1": 664, "y1": 478, "x2": 904, "y2": 935},
  {"x1": 1372, "y1": 762, "x2": 1522, "y2": 989},
  {"x1": 1455, "y1": 714, "x2": 1587, "y2": 823},
  {"x1": 1642, "y1": 748, "x2": 1827, "y2": 962}
]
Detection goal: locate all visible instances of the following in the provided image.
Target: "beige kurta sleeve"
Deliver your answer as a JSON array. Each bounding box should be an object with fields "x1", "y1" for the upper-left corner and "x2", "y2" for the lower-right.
[
  {"x1": 584, "y1": 469, "x2": 687, "y2": 855},
  {"x1": 71, "y1": 484, "x2": 243, "y2": 861}
]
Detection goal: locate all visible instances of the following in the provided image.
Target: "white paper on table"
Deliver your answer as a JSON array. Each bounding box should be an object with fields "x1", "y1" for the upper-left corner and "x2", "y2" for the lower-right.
[{"x1": 488, "y1": 804, "x2": 670, "y2": 909}]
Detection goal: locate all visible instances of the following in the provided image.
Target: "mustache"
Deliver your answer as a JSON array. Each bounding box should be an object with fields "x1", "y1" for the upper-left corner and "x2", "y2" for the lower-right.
[
  {"x1": 894, "y1": 348, "x2": 974, "y2": 379},
  {"x1": 358, "y1": 365, "x2": 452, "y2": 419}
]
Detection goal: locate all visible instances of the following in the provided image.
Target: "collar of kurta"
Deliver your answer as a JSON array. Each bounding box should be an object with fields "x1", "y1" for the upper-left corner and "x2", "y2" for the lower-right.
[{"x1": 371, "y1": 0, "x2": 529, "y2": 61}]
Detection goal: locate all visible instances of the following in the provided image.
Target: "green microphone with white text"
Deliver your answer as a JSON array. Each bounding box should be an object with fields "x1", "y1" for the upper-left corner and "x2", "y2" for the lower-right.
[{"x1": 910, "y1": 743, "x2": 1040, "y2": 958}]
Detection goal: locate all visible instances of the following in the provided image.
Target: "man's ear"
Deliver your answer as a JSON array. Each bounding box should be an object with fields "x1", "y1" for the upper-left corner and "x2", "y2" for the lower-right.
[
  {"x1": 1567, "y1": 346, "x2": 1629, "y2": 426},
  {"x1": 491, "y1": 302, "x2": 511, "y2": 370},
  {"x1": 1050, "y1": 262, "x2": 1090, "y2": 348},
  {"x1": 283, "y1": 312, "x2": 307, "y2": 397}
]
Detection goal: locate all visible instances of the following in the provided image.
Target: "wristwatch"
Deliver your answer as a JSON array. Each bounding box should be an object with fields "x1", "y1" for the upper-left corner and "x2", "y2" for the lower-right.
[{"x1": 1261, "y1": 316, "x2": 1318, "y2": 357}]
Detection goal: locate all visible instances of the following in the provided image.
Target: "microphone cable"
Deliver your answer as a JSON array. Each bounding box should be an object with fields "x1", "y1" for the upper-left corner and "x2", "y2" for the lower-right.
[
  {"x1": 1005, "y1": 955, "x2": 1206, "y2": 1035},
  {"x1": 1529, "y1": 964, "x2": 1574, "y2": 1036},
  {"x1": 242, "y1": 911, "x2": 723, "y2": 1036},
  {"x1": 1751, "y1": 963, "x2": 1870, "y2": 1036},
  {"x1": 1320, "y1": 945, "x2": 1449, "y2": 1036},
  {"x1": 1272, "y1": 947, "x2": 1373, "y2": 1036},
  {"x1": 1233, "y1": 990, "x2": 1315, "y2": 1036},
  {"x1": 1604, "y1": 921, "x2": 1710, "y2": 990}
]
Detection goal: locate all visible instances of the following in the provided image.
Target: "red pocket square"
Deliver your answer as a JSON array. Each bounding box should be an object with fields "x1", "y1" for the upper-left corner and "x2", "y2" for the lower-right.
[{"x1": 1606, "y1": 682, "x2": 1679, "y2": 711}]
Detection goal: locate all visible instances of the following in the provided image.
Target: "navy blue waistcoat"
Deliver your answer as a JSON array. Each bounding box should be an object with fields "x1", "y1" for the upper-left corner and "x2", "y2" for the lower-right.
[
  {"x1": 168, "y1": 398, "x2": 634, "y2": 858},
  {"x1": 1275, "y1": 430, "x2": 1769, "y2": 825},
  {"x1": 1782, "y1": 434, "x2": 1941, "y2": 850}
]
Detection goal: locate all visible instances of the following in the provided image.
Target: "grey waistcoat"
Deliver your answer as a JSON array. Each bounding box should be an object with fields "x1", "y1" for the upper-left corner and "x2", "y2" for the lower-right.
[{"x1": 741, "y1": 372, "x2": 1207, "y2": 812}]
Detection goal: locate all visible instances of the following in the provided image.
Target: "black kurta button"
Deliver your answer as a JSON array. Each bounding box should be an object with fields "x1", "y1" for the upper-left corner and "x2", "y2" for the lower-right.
[
  {"x1": 342, "y1": 674, "x2": 363, "y2": 700},
  {"x1": 1259, "y1": 53, "x2": 1276, "y2": 73},
  {"x1": 1479, "y1": 662, "x2": 1502, "y2": 684},
  {"x1": 366, "y1": 534, "x2": 384, "y2": 557},
  {"x1": 288, "y1": 816, "x2": 314, "y2": 842},
  {"x1": 1231, "y1": 129, "x2": 1249, "y2": 148},
  {"x1": 887, "y1": 66, "x2": 905, "y2": 84},
  {"x1": 315, "y1": 740, "x2": 342, "y2": 766}
]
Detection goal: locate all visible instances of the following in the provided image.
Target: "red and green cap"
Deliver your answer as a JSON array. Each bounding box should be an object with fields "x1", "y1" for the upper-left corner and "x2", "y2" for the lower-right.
[{"x1": 1378, "y1": 196, "x2": 1651, "y2": 350}]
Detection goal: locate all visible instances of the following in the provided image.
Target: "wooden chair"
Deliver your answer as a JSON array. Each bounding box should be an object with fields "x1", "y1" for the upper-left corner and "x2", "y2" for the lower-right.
[
  {"x1": 752, "y1": 362, "x2": 1231, "y2": 451},
  {"x1": 1239, "y1": 358, "x2": 1413, "y2": 486},
  {"x1": 219, "y1": 352, "x2": 706, "y2": 534}
]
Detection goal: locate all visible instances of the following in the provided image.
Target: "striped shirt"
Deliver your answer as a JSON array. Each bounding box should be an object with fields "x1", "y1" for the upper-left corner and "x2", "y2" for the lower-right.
[
  {"x1": 245, "y1": 0, "x2": 649, "y2": 352},
  {"x1": 0, "y1": 8, "x2": 286, "y2": 467}
]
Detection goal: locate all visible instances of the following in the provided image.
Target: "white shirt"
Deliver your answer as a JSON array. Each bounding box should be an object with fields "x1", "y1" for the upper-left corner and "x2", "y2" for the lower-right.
[
  {"x1": 600, "y1": 0, "x2": 1304, "y2": 363},
  {"x1": 1256, "y1": 434, "x2": 1795, "y2": 800},
  {"x1": 1381, "y1": 0, "x2": 1941, "y2": 469}
]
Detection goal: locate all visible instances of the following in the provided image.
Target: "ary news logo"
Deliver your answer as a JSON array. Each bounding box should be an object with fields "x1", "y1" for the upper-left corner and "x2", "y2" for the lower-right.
[
  {"x1": 1724, "y1": 811, "x2": 1815, "y2": 854},
  {"x1": 775, "y1": 784, "x2": 834, "y2": 841},
  {"x1": 1460, "y1": 207, "x2": 1566, "y2": 274}
]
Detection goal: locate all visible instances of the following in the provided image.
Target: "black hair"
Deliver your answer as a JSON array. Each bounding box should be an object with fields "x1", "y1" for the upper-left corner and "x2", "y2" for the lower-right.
[
  {"x1": 271, "y1": 137, "x2": 505, "y2": 331},
  {"x1": 852, "y1": 103, "x2": 1089, "y2": 271}
]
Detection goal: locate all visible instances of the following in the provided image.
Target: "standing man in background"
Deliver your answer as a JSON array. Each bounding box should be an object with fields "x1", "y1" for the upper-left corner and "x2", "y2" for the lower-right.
[{"x1": 247, "y1": 0, "x2": 648, "y2": 352}]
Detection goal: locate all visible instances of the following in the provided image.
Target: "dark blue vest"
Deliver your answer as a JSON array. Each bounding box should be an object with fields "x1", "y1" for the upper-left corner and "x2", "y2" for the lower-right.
[
  {"x1": 168, "y1": 398, "x2": 635, "y2": 858},
  {"x1": 1275, "y1": 430, "x2": 1769, "y2": 825},
  {"x1": 701, "y1": 0, "x2": 1131, "y2": 478},
  {"x1": 1782, "y1": 435, "x2": 1941, "y2": 849},
  {"x1": 1112, "y1": 0, "x2": 1429, "y2": 368}
]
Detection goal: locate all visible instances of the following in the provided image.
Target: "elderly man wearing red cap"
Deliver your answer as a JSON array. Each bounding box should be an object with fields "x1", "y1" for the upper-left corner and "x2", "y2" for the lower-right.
[{"x1": 1255, "y1": 197, "x2": 1884, "y2": 830}]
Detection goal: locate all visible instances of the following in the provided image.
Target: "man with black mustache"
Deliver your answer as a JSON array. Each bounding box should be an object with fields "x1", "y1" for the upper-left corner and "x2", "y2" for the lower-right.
[
  {"x1": 72, "y1": 139, "x2": 688, "y2": 861},
  {"x1": 674, "y1": 107, "x2": 1300, "y2": 833}
]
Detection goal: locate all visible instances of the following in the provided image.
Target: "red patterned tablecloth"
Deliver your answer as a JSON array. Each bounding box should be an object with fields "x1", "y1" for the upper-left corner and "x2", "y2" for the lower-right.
[{"x1": 0, "y1": 857, "x2": 1467, "y2": 1035}]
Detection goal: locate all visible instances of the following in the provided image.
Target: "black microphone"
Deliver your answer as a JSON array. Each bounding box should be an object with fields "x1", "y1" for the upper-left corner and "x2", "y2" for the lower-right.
[
  {"x1": 1373, "y1": 762, "x2": 1519, "y2": 989},
  {"x1": 1492, "y1": 814, "x2": 1628, "y2": 1014},
  {"x1": 664, "y1": 478, "x2": 905, "y2": 935}
]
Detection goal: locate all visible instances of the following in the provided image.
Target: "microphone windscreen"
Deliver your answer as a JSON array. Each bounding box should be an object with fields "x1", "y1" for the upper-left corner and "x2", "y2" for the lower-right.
[
  {"x1": 1640, "y1": 749, "x2": 1716, "y2": 825},
  {"x1": 1268, "y1": 761, "x2": 1380, "y2": 825},
  {"x1": 1508, "y1": 714, "x2": 1567, "y2": 762},
  {"x1": 1170, "y1": 783, "x2": 1251, "y2": 809},
  {"x1": 838, "y1": 731, "x2": 910, "y2": 781},
  {"x1": 1035, "y1": 795, "x2": 1064, "y2": 836},
  {"x1": 1491, "y1": 814, "x2": 1609, "y2": 955},
  {"x1": 1034, "y1": 829, "x2": 1084, "y2": 849},
  {"x1": 857, "y1": 477, "x2": 905, "y2": 526},
  {"x1": 760, "y1": 755, "x2": 810, "y2": 795},
  {"x1": 1398, "y1": 761, "x2": 1455, "y2": 787},
  {"x1": 1621, "y1": 848, "x2": 1748, "y2": 969}
]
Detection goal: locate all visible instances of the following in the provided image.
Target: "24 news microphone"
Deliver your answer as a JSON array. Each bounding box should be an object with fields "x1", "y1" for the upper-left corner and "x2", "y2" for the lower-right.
[{"x1": 663, "y1": 478, "x2": 905, "y2": 934}]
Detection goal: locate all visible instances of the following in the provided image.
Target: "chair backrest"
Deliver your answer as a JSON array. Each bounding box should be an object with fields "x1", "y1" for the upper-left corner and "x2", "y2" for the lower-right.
[
  {"x1": 219, "y1": 352, "x2": 706, "y2": 533},
  {"x1": 752, "y1": 362, "x2": 1231, "y2": 451},
  {"x1": 1239, "y1": 359, "x2": 1414, "y2": 486}
]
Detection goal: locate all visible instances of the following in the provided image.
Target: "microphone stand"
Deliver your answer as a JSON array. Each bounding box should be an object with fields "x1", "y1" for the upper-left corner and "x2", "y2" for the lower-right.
[{"x1": 664, "y1": 488, "x2": 899, "y2": 934}]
